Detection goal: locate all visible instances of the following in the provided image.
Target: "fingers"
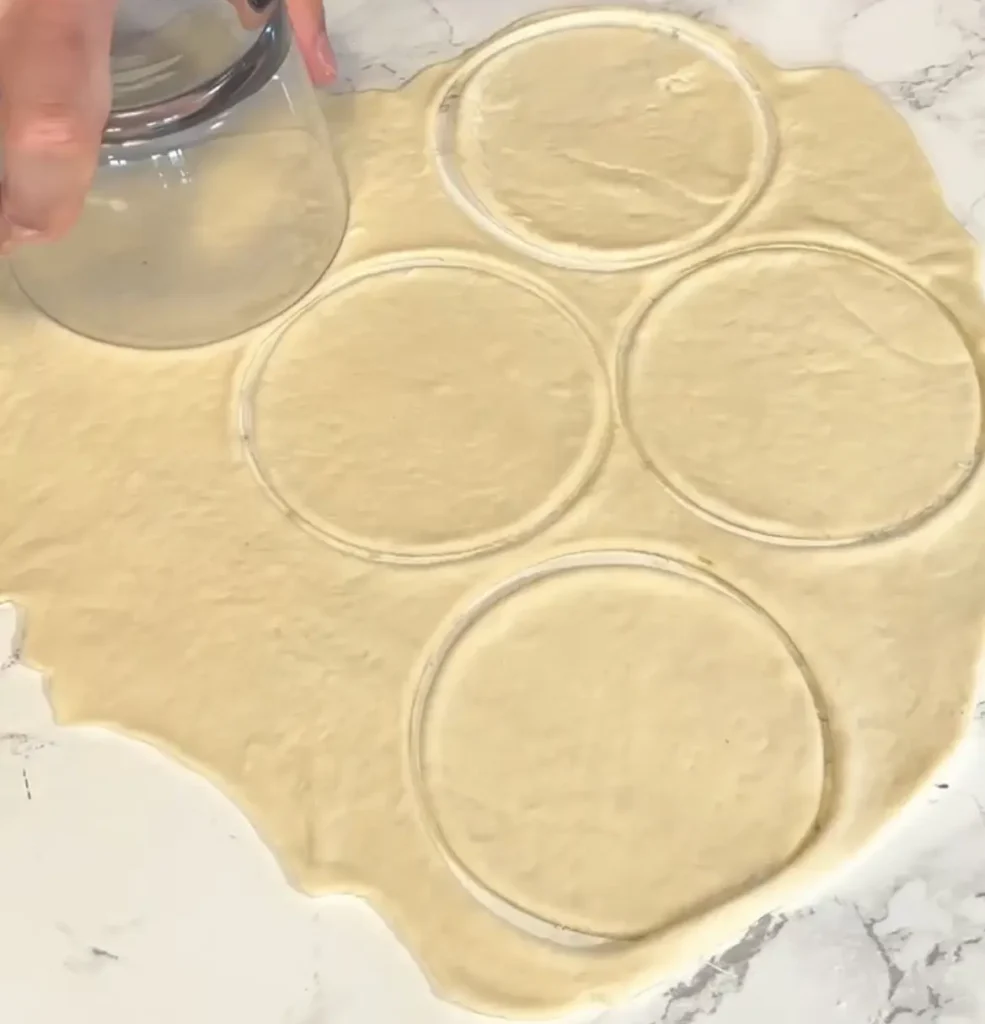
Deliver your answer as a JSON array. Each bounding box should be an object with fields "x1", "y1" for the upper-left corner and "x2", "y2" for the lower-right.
[
  {"x1": 285, "y1": 0, "x2": 336, "y2": 86},
  {"x1": 226, "y1": 0, "x2": 335, "y2": 86},
  {"x1": 0, "y1": 0, "x2": 116, "y2": 253},
  {"x1": 0, "y1": 0, "x2": 333, "y2": 256}
]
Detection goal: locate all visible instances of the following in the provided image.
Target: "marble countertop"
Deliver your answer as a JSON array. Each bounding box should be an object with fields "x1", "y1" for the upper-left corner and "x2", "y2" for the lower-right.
[{"x1": 3, "y1": 1, "x2": 985, "y2": 1022}]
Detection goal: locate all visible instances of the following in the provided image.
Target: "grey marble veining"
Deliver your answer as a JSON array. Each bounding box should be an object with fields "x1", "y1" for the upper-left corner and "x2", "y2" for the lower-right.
[
  {"x1": 2, "y1": 1, "x2": 985, "y2": 1021},
  {"x1": 615, "y1": 706, "x2": 985, "y2": 1023}
]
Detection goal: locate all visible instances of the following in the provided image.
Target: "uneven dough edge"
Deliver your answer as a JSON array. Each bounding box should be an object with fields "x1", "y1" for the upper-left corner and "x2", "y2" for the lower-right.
[{"x1": 2, "y1": 12, "x2": 985, "y2": 1017}]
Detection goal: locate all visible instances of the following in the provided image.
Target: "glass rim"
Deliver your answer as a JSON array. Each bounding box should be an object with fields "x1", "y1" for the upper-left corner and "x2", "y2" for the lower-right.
[{"x1": 103, "y1": 0, "x2": 290, "y2": 146}]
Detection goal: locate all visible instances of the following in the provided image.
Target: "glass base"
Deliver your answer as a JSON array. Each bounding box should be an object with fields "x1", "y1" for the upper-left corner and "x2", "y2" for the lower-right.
[{"x1": 13, "y1": 46, "x2": 347, "y2": 350}]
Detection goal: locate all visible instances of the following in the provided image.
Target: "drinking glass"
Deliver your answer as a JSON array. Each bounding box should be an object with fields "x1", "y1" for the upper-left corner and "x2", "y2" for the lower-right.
[{"x1": 13, "y1": 0, "x2": 348, "y2": 350}]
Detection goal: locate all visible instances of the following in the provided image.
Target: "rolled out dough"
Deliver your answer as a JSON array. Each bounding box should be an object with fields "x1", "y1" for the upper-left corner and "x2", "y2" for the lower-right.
[
  {"x1": 3, "y1": 8, "x2": 985, "y2": 1017},
  {"x1": 412, "y1": 551, "x2": 829, "y2": 942},
  {"x1": 436, "y1": 15, "x2": 773, "y2": 266}
]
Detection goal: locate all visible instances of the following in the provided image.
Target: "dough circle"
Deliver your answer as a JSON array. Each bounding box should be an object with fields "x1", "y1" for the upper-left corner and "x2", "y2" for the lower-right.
[
  {"x1": 238, "y1": 252, "x2": 611, "y2": 564},
  {"x1": 432, "y1": 8, "x2": 776, "y2": 271},
  {"x1": 617, "y1": 242, "x2": 983, "y2": 546},
  {"x1": 409, "y1": 550, "x2": 830, "y2": 943},
  {"x1": 8, "y1": 10, "x2": 985, "y2": 1016}
]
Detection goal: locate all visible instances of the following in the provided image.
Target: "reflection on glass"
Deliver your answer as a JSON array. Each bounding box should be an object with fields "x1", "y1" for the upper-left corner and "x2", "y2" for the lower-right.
[{"x1": 13, "y1": 0, "x2": 348, "y2": 350}]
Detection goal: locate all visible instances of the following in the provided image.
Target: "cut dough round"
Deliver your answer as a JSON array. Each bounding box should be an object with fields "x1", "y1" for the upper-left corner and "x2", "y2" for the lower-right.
[
  {"x1": 239, "y1": 253, "x2": 610, "y2": 563},
  {"x1": 433, "y1": 9, "x2": 775, "y2": 270},
  {"x1": 411, "y1": 550, "x2": 829, "y2": 941},
  {"x1": 9, "y1": 11, "x2": 985, "y2": 1016},
  {"x1": 618, "y1": 243, "x2": 982, "y2": 545}
]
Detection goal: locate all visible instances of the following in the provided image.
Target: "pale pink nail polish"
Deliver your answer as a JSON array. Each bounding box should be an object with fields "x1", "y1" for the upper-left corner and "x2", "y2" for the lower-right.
[
  {"x1": 315, "y1": 35, "x2": 337, "y2": 84},
  {"x1": 11, "y1": 225, "x2": 41, "y2": 243}
]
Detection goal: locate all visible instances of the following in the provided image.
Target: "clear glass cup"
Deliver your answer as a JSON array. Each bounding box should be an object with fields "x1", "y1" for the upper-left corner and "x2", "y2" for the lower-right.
[{"x1": 13, "y1": 0, "x2": 348, "y2": 350}]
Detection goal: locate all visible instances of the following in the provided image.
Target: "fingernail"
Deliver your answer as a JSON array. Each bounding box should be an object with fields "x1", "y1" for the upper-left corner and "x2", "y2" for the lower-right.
[
  {"x1": 11, "y1": 225, "x2": 41, "y2": 243},
  {"x1": 314, "y1": 35, "x2": 337, "y2": 85},
  {"x1": 4, "y1": 153, "x2": 76, "y2": 234},
  {"x1": 0, "y1": 215, "x2": 39, "y2": 255}
]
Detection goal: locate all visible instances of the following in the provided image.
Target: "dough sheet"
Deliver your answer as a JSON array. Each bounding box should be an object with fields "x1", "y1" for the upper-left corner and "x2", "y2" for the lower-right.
[{"x1": 2, "y1": 8, "x2": 985, "y2": 1016}]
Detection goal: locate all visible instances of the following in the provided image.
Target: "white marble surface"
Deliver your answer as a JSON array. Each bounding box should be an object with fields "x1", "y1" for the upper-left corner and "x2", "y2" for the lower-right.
[{"x1": 4, "y1": 0, "x2": 985, "y2": 1021}]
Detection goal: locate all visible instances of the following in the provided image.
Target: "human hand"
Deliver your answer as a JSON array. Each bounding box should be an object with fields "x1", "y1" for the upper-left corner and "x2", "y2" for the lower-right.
[{"x1": 0, "y1": 0, "x2": 336, "y2": 254}]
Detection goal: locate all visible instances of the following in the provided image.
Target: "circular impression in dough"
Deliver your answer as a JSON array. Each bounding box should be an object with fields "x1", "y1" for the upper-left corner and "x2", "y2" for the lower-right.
[
  {"x1": 409, "y1": 549, "x2": 830, "y2": 944},
  {"x1": 617, "y1": 242, "x2": 983, "y2": 546},
  {"x1": 432, "y1": 8, "x2": 776, "y2": 271},
  {"x1": 238, "y1": 252, "x2": 611, "y2": 564}
]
